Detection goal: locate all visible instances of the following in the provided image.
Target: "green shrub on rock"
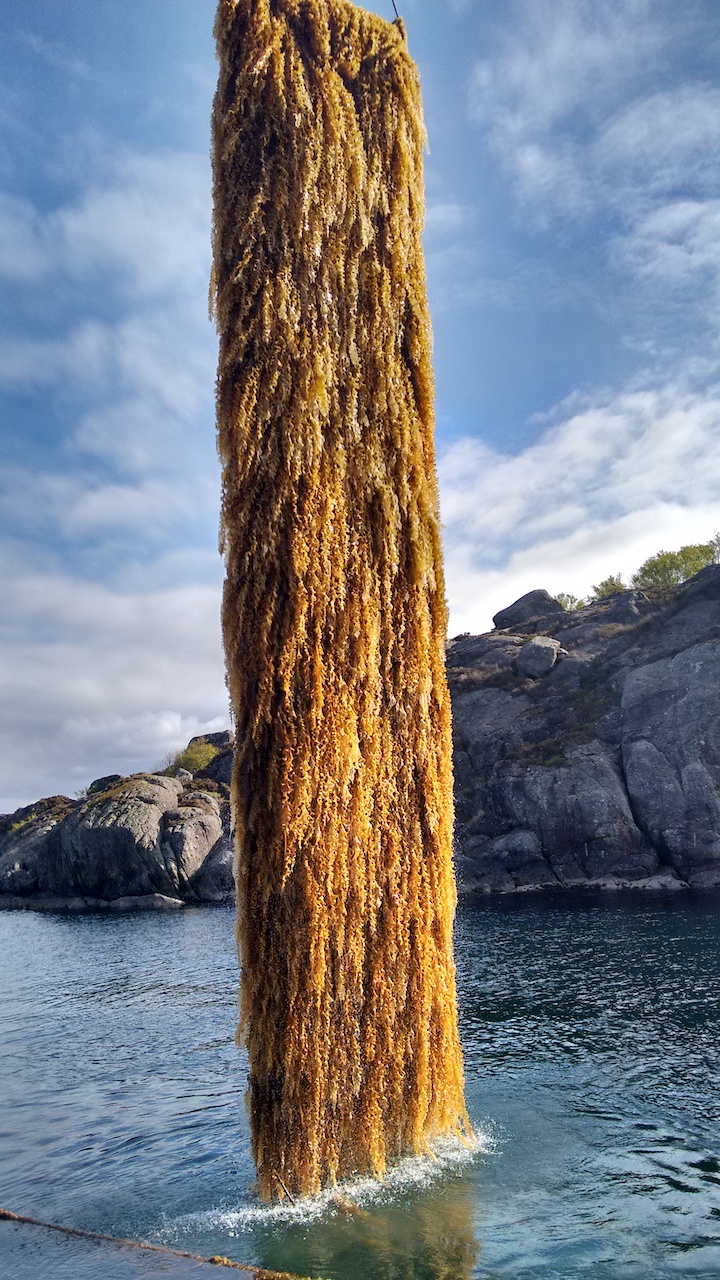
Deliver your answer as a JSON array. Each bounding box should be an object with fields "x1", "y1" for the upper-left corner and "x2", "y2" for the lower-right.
[
  {"x1": 631, "y1": 542, "x2": 717, "y2": 592},
  {"x1": 165, "y1": 741, "x2": 219, "y2": 777},
  {"x1": 590, "y1": 574, "x2": 625, "y2": 600},
  {"x1": 555, "y1": 592, "x2": 583, "y2": 611}
]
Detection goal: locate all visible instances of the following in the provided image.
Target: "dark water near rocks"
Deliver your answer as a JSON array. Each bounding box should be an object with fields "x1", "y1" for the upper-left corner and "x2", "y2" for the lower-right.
[{"x1": 1, "y1": 893, "x2": 719, "y2": 1279}]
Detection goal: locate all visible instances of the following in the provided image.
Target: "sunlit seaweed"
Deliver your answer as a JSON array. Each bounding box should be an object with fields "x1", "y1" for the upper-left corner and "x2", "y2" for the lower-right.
[{"x1": 212, "y1": 0, "x2": 468, "y2": 1199}]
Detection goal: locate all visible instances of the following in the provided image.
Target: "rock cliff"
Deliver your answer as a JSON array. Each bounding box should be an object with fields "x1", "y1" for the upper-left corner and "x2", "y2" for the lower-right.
[
  {"x1": 449, "y1": 565, "x2": 720, "y2": 893},
  {"x1": 2, "y1": 566, "x2": 719, "y2": 908},
  {"x1": 0, "y1": 765, "x2": 234, "y2": 911}
]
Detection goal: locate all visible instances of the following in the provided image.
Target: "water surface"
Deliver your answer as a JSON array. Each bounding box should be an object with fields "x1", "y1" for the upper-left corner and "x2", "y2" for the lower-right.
[{"x1": 1, "y1": 893, "x2": 719, "y2": 1278}]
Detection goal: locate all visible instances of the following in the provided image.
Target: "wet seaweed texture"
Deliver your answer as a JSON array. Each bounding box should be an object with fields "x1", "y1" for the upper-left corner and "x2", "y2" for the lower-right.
[{"x1": 212, "y1": 0, "x2": 468, "y2": 1199}]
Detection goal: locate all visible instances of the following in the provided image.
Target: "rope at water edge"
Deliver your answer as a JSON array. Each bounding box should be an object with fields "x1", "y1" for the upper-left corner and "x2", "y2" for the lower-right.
[{"x1": 0, "y1": 1206, "x2": 318, "y2": 1278}]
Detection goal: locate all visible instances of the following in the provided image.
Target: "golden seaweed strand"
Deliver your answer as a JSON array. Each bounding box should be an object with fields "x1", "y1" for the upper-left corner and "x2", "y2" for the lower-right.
[{"x1": 212, "y1": 0, "x2": 468, "y2": 1199}]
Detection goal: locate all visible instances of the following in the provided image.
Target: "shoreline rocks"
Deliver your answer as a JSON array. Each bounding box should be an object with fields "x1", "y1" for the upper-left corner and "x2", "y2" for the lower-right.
[
  {"x1": 0, "y1": 892, "x2": 186, "y2": 912},
  {"x1": 0, "y1": 752, "x2": 235, "y2": 912},
  {"x1": 2, "y1": 566, "x2": 720, "y2": 909},
  {"x1": 449, "y1": 565, "x2": 720, "y2": 895}
]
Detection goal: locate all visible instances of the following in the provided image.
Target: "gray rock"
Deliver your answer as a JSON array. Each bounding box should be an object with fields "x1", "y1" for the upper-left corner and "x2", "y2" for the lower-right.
[
  {"x1": 0, "y1": 894, "x2": 107, "y2": 912},
  {"x1": 163, "y1": 790, "x2": 224, "y2": 890},
  {"x1": 446, "y1": 633, "x2": 526, "y2": 671},
  {"x1": 187, "y1": 730, "x2": 234, "y2": 752},
  {"x1": 516, "y1": 636, "x2": 562, "y2": 679},
  {"x1": 0, "y1": 796, "x2": 74, "y2": 896},
  {"x1": 0, "y1": 772, "x2": 233, "y2": 910},
  {"x1": 452, "y1": 568, "x2": 720, "y2": 895},
  {"x1": 678, "y1": 563, "x2": 720, "y2": 605},
  {"x1": 40, "y1": 774, "x2": 186, "y2": 900},
  {"x1": 458, "y1": 828, "x2": 558, "y2": 895},
  {"x1": 687, "y1": 864, "x2": 720, "y2": 888},
  {"x1": 635, "y1": 873, "x2": 686, "y2": 891},
  {"x1": 196, "y1": 750, "x2": 233, "y2": 786},
  {"x1": 189, "y1": 838, "x2": 235, "y2": 902},
  {"x1": 621, "y1": 639, "x2": 720, "y2": 885},
  {"x1": 0, "y1": 891, "x2": 184, "y2": 912},
  {"x1": 108, "y1": 894, "x2": 185, "y2": 911},
  {"x1": 446, "y1": 634, "x2": 527, "y2": 694},
  {"x1": 87, "y1": 774, "x2": 123, "y2": 796},
  {"x1": 493, "y1": 589, "x2": 564, "y2": 631}
]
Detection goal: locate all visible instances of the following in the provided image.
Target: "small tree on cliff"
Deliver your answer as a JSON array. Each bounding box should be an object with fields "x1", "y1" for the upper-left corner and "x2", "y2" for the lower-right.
[
  {"x1": 631, "y1": 540, "x2": 719, "y2": 592},
  {"x1": 555, "y1": 592, "x2": 583, "y2": 611},
  {"x1": 591, "y1": 574, "x2": 625, "y2": 600}
]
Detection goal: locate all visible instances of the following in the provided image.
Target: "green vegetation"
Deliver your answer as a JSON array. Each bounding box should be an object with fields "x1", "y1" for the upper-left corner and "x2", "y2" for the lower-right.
[
  {"x1": 590, "y1": 574, "x2": 626, "y2": 600},
  {"x1": 557, "y1": 533, "x2": 720, "y2": 606},
  {"x1": 9, "y1": 811, "x2": 37, "y2": 833},
  {"x1": 555, "y1": 592, "x2": 582, "y2": 611},
  {"x1": 165, "y1": 741, "x2": 219, "y2": 777},
  {"x1": 631, "y1": 538, "x2": 720, "y2": 591}
]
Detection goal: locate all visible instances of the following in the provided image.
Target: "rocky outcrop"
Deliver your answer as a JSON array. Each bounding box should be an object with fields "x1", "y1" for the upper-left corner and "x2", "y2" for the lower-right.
[
  {"x1": 0, "y1": 795, "x2": 75, "y2": 897},
  {"x1": 621, "y1": 639, "x2": 720, "y2": 887},
  {"x1": 2, "y1": 566, "x2": 720, "y2": 908},
  {"x1": 492, "y1": 589, "x2": 563, "y2": 631},
  {"x1": 0, "y1": 767, "x2": 233, "y2": 912},
  {"x1": 196, "y1": 750, "x2": 233, "y2": 786},
  {"x1": 45, "y1": 775, "x2": 187, "y2": 899},
  {"x1": 516, "y1": 635, "x2": 564, "y2": 679},
  {"x1": 450, "y1": 565, "x2": 720, "y2": 894},
  {"x1": 188, "y1": 837, "x2": 234, "y2": 903}
]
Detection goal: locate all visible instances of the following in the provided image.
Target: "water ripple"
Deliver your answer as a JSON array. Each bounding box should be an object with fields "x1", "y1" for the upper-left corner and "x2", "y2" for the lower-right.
[{"x1": 1, "y1": 894, "x2": 719, "y2": 1278}]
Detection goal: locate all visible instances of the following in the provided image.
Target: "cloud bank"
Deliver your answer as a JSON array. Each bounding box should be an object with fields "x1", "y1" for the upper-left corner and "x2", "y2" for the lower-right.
[
  {"x1": 440, "y1": 0, "x2": 720, "y2": 630},
  {"x1": 440, "y1": 377, "x2": 720, "y2": 633},
  {"x1": 0, "y1": 144, "x2": 229, "y2": 811}
]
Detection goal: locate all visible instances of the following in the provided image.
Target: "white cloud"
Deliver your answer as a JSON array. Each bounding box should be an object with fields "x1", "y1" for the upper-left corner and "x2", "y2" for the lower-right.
[
  {"x1": 57, "y1": 711, "x2": 228, "y2": 778},
  {"x1": 0, "y1": 193, "x2": 46, "y2": 280},
  {"x1": 61, "y1": 476, "x2": 211, "y2": 538},
  {"x1": 620, "y1": 199, "x2": 720, "y2": 299},
  {"x1": 425, "y1": 201, "x2": 471, "y2": 235},
  {"x1": 466, "y1": 0, "x2": 720, "y2": 365},
  {"x1": 470, "y1": 0, "x2": 664, "y2": 199},
  {"x1": 0, "y1": 150, "x2": 211, "y2": 297},
  {"x1": 0, "y1": 455, "x2": 217, "y2": 554},
  {"x1": 73, "y1": 308, "x2": 216, "y2": 476},
  {"x1": 56, "y1": 151, "x2": 211, "y2": 298},
  {"x1": 0, "y1": 315, "x2": 215, "y2": 485},
  {"x1": 21, "y1": 32, "x2": 90, "y2": 80},
  {"x1": 439, "y1": 375, "x2": 720, "y2": 633},
  {"x1": 470, "y1": 3, "x2": 719, "y2": 220},
  {"x1": 0, "y1": 140, "x2": 226, "y2": 811},
  {"x1": 0, "y1": 322, "x2": 113, "y2": 389},
  {"x1": 0, "y1": 550, "x2": 228, "y2": 812},
  {"x1": 595, "y1": 86, "x2": 720, "y2": 195},
  {"x1": 0, "y1": 147, "x2": 218, "y2": 505}
]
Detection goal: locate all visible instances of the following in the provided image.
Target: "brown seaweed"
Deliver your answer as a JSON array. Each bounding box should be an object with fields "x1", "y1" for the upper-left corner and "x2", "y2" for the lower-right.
[{"x1": 212, "y1": 0, "x2": 468, "y2": 1199}]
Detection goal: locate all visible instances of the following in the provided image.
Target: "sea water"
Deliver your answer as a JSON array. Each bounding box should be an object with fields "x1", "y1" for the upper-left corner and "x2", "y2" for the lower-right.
[{"x1": 1, "y1": 893, "x2": 719, "y2": 1279}]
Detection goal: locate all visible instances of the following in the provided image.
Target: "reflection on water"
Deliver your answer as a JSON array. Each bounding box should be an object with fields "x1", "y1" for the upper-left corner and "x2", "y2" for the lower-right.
[
  {"x1": 248, "y1": 1176, "x2": 479, "y2": 1280},
  {"x1": 0, "y1": 1184, "x2": 479, "y2": 1280},
  {"x1": 1, "y1": 892, "x2": 719, "y2": 1278},
  {"x1": 166, "y1": 1137, "x2": 484, "y2": 1280}
]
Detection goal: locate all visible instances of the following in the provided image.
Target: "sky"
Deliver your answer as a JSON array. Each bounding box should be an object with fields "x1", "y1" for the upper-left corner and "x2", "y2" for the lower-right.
[{"x1": 1, "y1": 0, "x2": 720, "y2": 810}]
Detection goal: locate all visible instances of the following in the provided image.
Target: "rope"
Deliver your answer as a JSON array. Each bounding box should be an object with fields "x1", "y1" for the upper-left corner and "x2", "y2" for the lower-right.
[{"x1": 0, "y1": 1206, "x2": 314, "y2": 1278}]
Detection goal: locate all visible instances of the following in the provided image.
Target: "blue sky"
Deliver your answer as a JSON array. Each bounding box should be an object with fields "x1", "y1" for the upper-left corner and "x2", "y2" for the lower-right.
[{"x1": 2, "y1": 0, "x2": 720, "y2": 809}]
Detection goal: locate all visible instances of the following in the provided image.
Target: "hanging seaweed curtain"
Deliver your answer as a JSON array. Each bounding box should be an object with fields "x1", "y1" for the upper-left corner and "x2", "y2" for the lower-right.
[{"x1": 212, "y1": 0, "x2": 468, "y2": 1200}]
